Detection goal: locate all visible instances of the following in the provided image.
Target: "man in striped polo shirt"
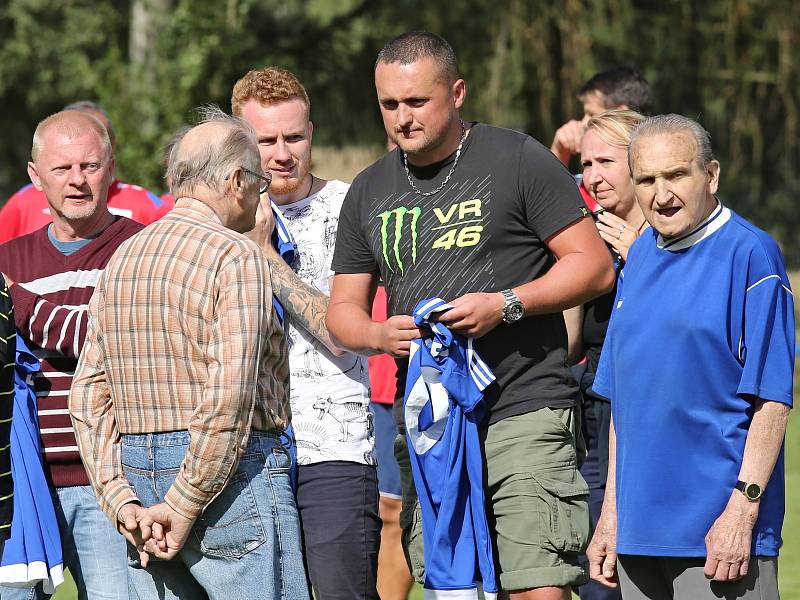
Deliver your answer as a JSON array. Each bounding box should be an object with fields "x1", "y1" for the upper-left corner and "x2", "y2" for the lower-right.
[{"x1": 0, "y1": 110, "x2": 141, "y2": 599}]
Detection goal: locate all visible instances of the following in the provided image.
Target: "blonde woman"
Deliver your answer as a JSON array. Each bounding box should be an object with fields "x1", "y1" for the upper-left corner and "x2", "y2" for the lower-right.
[{"x1": 571, "y1": 109, "x2": 646, "y2": 600}]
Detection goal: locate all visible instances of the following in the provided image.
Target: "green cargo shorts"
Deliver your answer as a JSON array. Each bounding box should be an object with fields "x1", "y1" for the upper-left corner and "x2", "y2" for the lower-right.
[
  {"x1": 395, "y1": 406, "x2": 590, "y2": 591},
  {"x1": 484, "y1": 407, "x2": 590, "y2": 590}
]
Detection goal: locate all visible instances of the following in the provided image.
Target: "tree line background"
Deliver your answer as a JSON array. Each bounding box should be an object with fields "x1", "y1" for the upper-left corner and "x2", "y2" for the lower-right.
[{"x1": 1, "y1": 0, "x2": 798, "y2": 264}]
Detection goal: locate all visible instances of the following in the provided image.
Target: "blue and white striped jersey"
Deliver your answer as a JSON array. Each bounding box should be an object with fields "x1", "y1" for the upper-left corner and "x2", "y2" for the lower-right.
[{"x1": 404, "y1": 297, "x2": 498, "y2": 600}]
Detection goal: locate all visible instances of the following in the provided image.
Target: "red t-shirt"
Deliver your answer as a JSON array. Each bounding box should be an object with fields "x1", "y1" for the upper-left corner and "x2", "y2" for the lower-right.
[
  {"x1": 368, "y1": 286, "x2": 397, "y2": 405},
  {"x1": 0, "y1": 179, "x2": 173, "y2": 244}
]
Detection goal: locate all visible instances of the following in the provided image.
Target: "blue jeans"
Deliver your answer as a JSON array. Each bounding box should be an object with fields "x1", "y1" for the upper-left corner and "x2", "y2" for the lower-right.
[
  {"x1": 122, "y1": 430, "x2": 309, "y2": 600},
  {"x1": 0, "y1": 485, "x2": 129, "y2": 599}
]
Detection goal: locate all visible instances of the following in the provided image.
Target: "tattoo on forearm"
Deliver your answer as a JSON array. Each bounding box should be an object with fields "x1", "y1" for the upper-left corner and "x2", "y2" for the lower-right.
[{"x1": 266, "y1": 254, "x2": 337, "y2": 351}]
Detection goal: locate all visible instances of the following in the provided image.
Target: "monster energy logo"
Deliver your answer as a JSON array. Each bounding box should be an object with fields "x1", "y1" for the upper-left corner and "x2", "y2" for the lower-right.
[{"x1": 377, "y1": 206, "x2": 421, "y2": 273}]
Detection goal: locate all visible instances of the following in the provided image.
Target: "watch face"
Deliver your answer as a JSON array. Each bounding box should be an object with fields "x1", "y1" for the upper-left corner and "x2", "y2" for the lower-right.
[
  {"x1": 745, "y1": 483, "x2": 762, "y2": 500},
  {"x1": 505, "y1": 303, "x2": 524, "y2": 323}
]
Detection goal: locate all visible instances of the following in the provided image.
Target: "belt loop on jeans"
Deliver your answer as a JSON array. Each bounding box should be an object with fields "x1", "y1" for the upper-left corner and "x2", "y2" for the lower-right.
[{"x1": 146, "y1": 432, "x2": 154, "y2": 467}]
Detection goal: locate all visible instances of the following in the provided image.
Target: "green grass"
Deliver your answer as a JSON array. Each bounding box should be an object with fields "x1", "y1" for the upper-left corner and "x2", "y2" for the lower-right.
[{"x1": 779, "y1": 374, "x2": 800, "y2": 599}]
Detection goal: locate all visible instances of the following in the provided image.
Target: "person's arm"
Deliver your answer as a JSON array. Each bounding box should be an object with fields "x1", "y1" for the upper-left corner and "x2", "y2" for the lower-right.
[
  {"x1": 703, "y1": 399, "x2": 790, "y2": 582},
  {"x1": 327, "y1": 272, "x2": 423, "y2": 358},
  {"x1": 437, "y1": 217, "x2": 614, "y2": 336},
  {"x1": 7, "y1": 280, "x2": 89, "y2": 358},
  {"x1": 550, "y1": 119, "x2": 586, "y2": 166},
  {"x1": 247, "y1": 200, "x2": 342, "y2": 356},
  {"x1": 563, "y1": 305, "x2": 585, "y2": 365},
  {"x1": 264, "y1": 246, "x2": 343, "y2": 356},
  {"x1": 69, "y1": 277, "x2": 140, "y2": 524},
  {"x1": 163, "y1": 248, "x2": 268, "y2": 521},
  {"x1": 587, "y1": 416, "x2": 619, "y2": 588}
]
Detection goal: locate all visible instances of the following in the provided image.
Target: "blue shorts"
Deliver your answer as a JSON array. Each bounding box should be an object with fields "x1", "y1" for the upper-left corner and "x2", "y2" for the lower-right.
[{"x1": 370, "y1": 402, "x2": 402, "y2": 499}]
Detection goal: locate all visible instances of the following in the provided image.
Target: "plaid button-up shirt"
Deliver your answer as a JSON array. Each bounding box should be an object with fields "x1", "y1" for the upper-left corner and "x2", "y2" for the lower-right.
[{"x1": 70, "y1": 198, "x2": 290, "y2": 521}]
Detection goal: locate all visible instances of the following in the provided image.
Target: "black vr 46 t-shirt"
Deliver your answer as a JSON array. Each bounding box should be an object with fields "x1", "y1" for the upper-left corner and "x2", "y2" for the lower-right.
[{"x1": 331, "y1": 123, "x2": 588, "y2": 425}]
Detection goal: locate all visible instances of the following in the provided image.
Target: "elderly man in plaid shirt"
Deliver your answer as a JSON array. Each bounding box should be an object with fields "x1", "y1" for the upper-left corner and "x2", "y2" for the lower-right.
[{"x1": 69, "y1": 106, "x2": 309, "y2": 600}]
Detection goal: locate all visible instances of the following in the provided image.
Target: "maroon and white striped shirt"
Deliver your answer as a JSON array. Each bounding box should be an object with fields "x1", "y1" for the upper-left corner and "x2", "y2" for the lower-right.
[{"x1": 0, "y1": 217, "x2": 143, "y2": 487}]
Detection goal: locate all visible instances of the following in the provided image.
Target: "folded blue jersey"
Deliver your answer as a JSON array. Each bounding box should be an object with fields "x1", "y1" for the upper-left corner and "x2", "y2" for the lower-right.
[
  {"x1": 0, "y1": 335, "x2": 63, "y2": 592},
  {"x1": 404, "y1": 297, "x2": 498, "y2": 600}
]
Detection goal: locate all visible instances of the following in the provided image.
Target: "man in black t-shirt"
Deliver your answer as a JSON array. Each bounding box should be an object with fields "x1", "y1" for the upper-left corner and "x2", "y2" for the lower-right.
[{"x1": 328, "y1": 31, "x2": 615, "y2": 599}]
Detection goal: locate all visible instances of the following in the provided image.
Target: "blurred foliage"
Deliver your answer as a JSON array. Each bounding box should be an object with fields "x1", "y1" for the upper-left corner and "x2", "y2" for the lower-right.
[{"x1": 0, "y1": 0, "x2": 797, "y2": 263}]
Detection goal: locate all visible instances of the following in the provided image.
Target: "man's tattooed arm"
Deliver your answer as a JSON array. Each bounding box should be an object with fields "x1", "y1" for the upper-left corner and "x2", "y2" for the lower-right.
[{"x1": 265, "y1": 249, "x2": 344, "y2": 356}]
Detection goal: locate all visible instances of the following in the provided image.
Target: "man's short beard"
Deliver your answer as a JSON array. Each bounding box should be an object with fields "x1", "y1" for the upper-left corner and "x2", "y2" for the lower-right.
[
  {"x1": 396, "y1": 114, "x2": 458, "y2": 160},
  {"x1": 58, "y1": 203, "x2": 97, "y2": 221},
  {"x1": 268, "y1": 150, "x2": 312, "y2": 197},
  {"x1": 269, "y1": 175, "x2": 305, "y2": 197}
]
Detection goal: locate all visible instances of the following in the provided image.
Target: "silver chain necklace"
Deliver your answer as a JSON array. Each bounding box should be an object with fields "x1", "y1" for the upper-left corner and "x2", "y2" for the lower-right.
[{"x1": 402, "y1": 120, "x2": 466, "y2": 197}]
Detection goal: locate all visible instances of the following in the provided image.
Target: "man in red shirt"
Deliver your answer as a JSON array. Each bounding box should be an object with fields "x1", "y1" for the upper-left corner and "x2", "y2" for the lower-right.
[{"x1": 0, "y1": 101, "x2": 171, "y2": 244}]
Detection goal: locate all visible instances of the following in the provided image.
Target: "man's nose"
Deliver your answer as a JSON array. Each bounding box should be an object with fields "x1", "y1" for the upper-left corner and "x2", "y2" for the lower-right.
[
  {"x1": 653, "y1": 179, "x2": 673, "y2": 205},
  {"x1": 396, "y1": 104, "x2": 414, "y2": 128},
  {"x1": 67, "y1": 165, "x2": 86, "y2": 186},
  {"x1": 274, "y1": 139, "x2": 291, "y2": 162}
]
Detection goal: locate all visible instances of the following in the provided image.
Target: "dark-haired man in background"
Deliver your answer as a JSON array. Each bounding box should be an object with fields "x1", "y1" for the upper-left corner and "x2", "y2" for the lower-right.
[{"x1": 550, "y1": 67, "x2": 652, "y2": 169}]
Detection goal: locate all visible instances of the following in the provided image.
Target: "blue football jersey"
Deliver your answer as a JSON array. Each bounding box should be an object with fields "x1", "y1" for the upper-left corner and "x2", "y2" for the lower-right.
[{"x1": 404, "y1": 297, "x2": 498, "y2": 599}]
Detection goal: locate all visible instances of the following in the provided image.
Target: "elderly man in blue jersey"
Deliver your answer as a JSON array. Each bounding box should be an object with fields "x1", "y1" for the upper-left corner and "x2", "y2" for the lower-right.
[{"x1": 587, "y1": 114, "x2": 793, "y2": 600}]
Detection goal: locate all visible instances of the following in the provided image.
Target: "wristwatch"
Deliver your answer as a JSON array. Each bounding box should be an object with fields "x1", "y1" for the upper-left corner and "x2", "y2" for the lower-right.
[
  {"x1": 735, "y1": 480, "x2": 763, "y2": 501},
  {"x1": 500, "y1": 289, "x2": 524, "y2": 324}
]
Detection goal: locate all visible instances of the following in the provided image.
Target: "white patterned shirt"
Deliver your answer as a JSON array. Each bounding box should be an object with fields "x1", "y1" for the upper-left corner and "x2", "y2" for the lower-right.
[{"x1": 275, "y1": 179, "x2": 374, "y2": 465}]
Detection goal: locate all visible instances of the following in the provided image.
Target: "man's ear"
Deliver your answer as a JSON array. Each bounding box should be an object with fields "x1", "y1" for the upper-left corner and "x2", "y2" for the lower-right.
[
  {"x1": 27, "y1": 162, "x2": 43, "y2": 191},
  {"x1": 707, "y1": 160, "x2": 721, "y2": 195},
  {"x1": 452, "y1": 79, "x2": 466, "y2": 110},
  {"x1": 229, "y1": 167, "x2": 246, "y2": 196}
]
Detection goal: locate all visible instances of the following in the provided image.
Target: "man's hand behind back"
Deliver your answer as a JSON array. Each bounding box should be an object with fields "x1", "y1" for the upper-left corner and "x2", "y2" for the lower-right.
[
  {"x1": 144, "y1": 502, "x2": 196, "y2": 561},
  {"x1": 117, "y1": 503, "x2": 155, "y2": 567}
]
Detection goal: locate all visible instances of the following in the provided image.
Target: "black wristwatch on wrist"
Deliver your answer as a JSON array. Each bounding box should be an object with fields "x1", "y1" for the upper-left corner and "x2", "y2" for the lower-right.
[
  {"x1": 735, "y1": 480, "x2": 763, "y2": 501},
  {"x1": 500, "y1": 289, "x2": 524, "y2": 324}
]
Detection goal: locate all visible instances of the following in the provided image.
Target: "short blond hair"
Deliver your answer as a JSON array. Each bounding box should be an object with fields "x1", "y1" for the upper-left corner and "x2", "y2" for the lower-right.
[
  {"x1": 31, "y1": 110, "x2": 111, "y2": 162},
  {"x1": 586, "y1": 109, "x2": 646, "y2": 149},
  {"x1": 231, "y1": 67, "x2": 310, "y2": 118}
]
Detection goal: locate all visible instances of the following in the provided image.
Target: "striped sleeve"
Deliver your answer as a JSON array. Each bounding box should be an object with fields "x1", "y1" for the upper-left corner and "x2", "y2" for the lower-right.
[
  {"x1": 9, "y1": 283, "x2": 88, "y2": 359},
  {"x1": 0, "y1": 275, "x2": 15, "y2": 539}
]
